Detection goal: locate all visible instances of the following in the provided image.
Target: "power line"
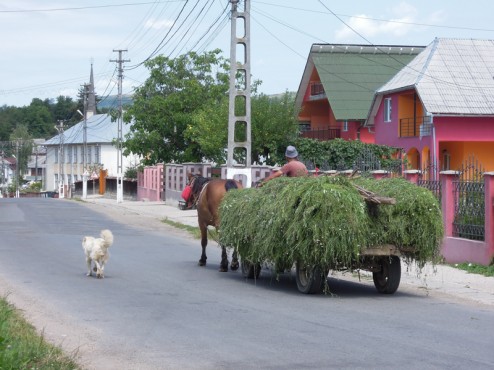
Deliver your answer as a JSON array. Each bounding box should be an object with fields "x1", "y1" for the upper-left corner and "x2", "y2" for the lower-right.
[
  {"x1": 0, "y1": 1, "x2": 186, "y2": 13},
  {"x1": 254, "y1": 1, "x2": 494, "y2": 33}
]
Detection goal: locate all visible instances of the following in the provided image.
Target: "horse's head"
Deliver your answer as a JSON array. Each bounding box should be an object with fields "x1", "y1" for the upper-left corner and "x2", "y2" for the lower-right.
[{"x1": 187, "y1": 175, "x2": 210, "y2": 204}]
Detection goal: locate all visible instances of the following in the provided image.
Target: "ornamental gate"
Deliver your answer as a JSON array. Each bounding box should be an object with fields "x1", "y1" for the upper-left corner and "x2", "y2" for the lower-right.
[{"x1": 452, "y1": 155, "x2": 485, "y2": 241}]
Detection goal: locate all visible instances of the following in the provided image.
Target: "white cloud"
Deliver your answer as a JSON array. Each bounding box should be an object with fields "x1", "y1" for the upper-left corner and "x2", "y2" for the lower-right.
[
  {"x1": 334, "y1": 2, "x2": 420, "y2": 42},
  {"x1": 145, "y1": 18, "x2": 174, "y2": 30}
]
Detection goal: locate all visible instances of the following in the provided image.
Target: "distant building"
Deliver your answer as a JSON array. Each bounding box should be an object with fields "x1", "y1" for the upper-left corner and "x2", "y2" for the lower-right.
[
  {"x1": 42, "y1": 64, "x2": 139, "y2": 192},
  {"x1": 43, "y1": 113, "x2": 139, "y2": 192}
]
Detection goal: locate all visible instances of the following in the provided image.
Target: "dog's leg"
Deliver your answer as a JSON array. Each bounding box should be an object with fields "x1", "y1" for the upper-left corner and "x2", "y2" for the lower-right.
[
  {"x1": 94, "y1": 260, "x2": 104, "y2": 278},
  {"x1": 86, "y1": 257, "x2": 93, "y2": 276}
]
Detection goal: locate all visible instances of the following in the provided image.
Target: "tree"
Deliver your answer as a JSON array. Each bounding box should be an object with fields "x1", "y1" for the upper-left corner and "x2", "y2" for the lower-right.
[
  {"x1": 251, "y1": 90, "x2": 299, "y2": 165},
  {"x1": 51, "y1": 96, "x2": 80, "y2": 127},
  {"x1": 185, "y1": 88, "x2": 299, "y2": 165},
  {"x1": 10, "y1": 125, "x2": 33, "y2": 185},
  {"x1": 22, "y1": 99, "x2": 55, "y2": 138},
  {"x1": 123, "y1": 49, "x2": 230, "y2": 165}
]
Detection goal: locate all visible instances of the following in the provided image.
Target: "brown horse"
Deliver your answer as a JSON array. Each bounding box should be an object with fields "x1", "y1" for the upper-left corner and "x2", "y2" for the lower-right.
[{"x1": 186, "y1": 174, "x2": 243, "y2": 272}]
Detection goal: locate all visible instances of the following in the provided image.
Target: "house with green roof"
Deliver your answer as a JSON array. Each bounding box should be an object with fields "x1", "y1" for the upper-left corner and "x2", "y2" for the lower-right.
[{"x1": 295, "y1": 43, "x2": 424, "y2": 143}]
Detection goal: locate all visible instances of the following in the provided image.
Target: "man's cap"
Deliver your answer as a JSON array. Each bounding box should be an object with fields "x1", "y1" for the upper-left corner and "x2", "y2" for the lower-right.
[{"x1": 285, "y1": 145, "x2": 298, "y2": 158}]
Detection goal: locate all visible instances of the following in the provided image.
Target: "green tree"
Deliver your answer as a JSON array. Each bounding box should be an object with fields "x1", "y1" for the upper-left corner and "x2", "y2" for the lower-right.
[
  {"x1": 10, "y1": 125, "x2": 33, "y2": 185},
  {"x1": 251, "y1": 90, "x2": 299, "y2": 165},
  {"x1": 21, "y1": 99, "x2": 55, "y2": 138},
  {"x1": 185, "y1": 88, "x2": 299, "y2": 165},
  {"x1": 123, "y1": 49, "x2": 230, "y2": 165},
  {"x1": 51, "y1": 96, "x2": 80, "y2": 127}
]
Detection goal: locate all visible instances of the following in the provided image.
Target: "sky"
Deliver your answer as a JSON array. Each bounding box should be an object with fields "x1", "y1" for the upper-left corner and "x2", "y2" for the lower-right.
[{"x1": 1, "y1": 0, "x2": 494, "y2": 108}]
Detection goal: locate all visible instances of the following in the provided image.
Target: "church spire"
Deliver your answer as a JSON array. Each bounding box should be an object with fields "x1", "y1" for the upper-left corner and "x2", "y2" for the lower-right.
[{"x1": 86, "y1": 62, "x2": 97, "y2": 118}]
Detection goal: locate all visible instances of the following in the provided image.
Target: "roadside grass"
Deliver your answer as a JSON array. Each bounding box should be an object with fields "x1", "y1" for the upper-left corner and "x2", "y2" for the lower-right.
[
  {"x1": 161, "y1": 218, "x2": 220, "y2": 241},
  {"x1": 0, "y1": 296, "x2": 80, "y2": 369},
  {"x1": 451, "y1": 262, "x2": 494, "y2": 277}
]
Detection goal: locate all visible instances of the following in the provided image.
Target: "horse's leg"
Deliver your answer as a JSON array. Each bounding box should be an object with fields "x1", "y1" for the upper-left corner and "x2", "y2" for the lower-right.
[
  {"x1": 219, "y1": 245, "x2": 229, "y2": 272},
  {"x1": 230, "y1": 249, "x2": 239, "y2": 271},
  {"x1": 198, "y1": 223, "x2": 208, "y2": 266}
]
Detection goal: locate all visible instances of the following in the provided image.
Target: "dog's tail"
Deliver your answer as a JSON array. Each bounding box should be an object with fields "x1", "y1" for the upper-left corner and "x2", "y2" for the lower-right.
[{"x1": 100, "y1": 229, "x2": 114, "y2": 248}]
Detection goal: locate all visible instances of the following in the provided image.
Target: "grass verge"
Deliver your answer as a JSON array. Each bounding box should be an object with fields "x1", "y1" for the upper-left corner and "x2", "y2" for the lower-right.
[
  {"x1": 161, "y1": 218, "x2": 219, "y2": 241},
  {"x1": 161, "y1": 218, "x2": 201, "y2": 239},
  {"x1": 451, "y1": 263, "x2": 494, "y2": 277},
  {"x1": 0, "y1": 295, "x2": 80, "y2": 369}
]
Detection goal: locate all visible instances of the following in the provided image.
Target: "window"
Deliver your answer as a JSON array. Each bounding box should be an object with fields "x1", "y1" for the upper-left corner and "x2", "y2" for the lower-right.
[
  {"x1": 310, "y1": 83, "x2": 325, "y2": 96},
  {"x1": 54, "y1": 147, "x2": 59, "y2": 163},
  {"x1": 342, "y1": 121, "x2": 348, "y2": 132},
  {"x1": 73, "y1": 146, "x2": 78, "y2": 164},
  {"x1": 384, "y1": 98, "x2": 392, "y2": 122},
  {"x1": 67, "y1": 146, "x2": 72, "y2": 163},
  {"x1": 95, "y1": 146, "x2": 100, "y2": 164},
  {"x1": 442, "y1": 150, "x2": 451, "y2": 171},
  {"x1": 87, "y1": 146, "x2": 92, "y2": 164},
  {"x1": 80, "y1": 145, "x2": 84, "y2": 163}
]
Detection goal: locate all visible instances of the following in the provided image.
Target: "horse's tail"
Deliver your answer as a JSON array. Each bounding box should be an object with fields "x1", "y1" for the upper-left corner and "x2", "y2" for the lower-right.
[{"x1": 225, "y1": 179, "x2": 239, "y2": 191}]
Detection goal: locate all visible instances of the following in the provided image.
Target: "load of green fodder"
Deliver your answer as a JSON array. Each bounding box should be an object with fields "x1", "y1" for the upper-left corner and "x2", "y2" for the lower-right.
[
  {"x1": 352, "y1": 177, "x2": 444, "y2": 265},
  {"x1": 219, "y1": 176, "x2": 371, "y2": 270},
  {"x1": 219, "y1": 175, "x2": 444, "y2": 269}
]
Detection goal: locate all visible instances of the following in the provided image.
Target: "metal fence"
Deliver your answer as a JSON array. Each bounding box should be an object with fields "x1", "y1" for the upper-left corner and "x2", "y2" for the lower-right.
[
  {"x1": 452, "y1": 156, "x2": 485, "y2": 241},
  {"x1": 417, "y1": 163, "x2": 442, "y2": 201}
]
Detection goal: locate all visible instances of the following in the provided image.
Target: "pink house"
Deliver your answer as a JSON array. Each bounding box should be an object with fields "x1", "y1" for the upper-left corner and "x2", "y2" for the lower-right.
[
  {"x1": 366, "y1": 38, "x2": 494, "y2": 265},
  {"x1": 366, "y1": 38, "x2": 494, "y2": 172}
]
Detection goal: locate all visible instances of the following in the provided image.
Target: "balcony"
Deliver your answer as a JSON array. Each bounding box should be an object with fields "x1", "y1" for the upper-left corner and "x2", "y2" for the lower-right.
[
  {"x1": 399, "y1": 115, "x2": 433, "y2": 137},
  {"x1": 300, "y1": 128, "x2": 341, "y2": 141}
]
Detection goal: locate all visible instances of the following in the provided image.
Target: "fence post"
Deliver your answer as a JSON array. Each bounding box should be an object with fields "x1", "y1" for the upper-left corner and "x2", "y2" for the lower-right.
[
  {"x1": 404, "y1": 169, "x2": 420, "y2": 184},
  {"x1": 371, "y1": 170, "x2": 389, "y2": 180},
  {"x1": 440, "y1": 171, "x2": 459, "y2": 237},
  {"x1": 484, "y1": 172, "x2": 494, "y2": 263}
]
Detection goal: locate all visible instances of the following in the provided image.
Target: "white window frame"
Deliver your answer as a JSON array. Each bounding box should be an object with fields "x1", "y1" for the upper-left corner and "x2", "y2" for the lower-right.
[
  {"x1": 342, "y1": 120, "x2": 348, "y2": 132},
  {"x1": 384, "y1": 97, "x2": 392, "y2": 122}
]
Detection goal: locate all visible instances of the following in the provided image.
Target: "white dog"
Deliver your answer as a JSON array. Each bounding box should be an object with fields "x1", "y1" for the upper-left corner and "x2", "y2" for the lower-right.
[{"x1": 82, "y1": 229, "x2": 114, "y2": 278}]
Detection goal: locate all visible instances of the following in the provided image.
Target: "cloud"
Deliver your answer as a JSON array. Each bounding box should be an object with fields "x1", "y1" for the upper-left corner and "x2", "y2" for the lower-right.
[
  {"x1": 145, "y1": 18, "x2": 174, "y2": 30},
  {"x1": 334, "y1": 1, "x2": 422, "y2": 41}
]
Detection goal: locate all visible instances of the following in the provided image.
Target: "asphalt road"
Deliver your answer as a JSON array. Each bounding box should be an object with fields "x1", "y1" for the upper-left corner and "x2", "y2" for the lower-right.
[{"x1": 0, "y1": 198, "x2": 493, "y2": 370}]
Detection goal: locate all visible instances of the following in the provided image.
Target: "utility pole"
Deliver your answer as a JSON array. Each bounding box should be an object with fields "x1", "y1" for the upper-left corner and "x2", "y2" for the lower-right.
[
  {"x1": 15, "y1": 140, "x2": 20, "y2": 198},
  {"x1": 82, "y1": 83, "x2": 90, "y2": 199},
  {"x1": 227, "y1": 0, "x2": 252, "y2": 187},
  {"x1": 111, "y1": 49, "x2": 130, "y2": 203},
  {"x1": 55, "y1": 121, "x2": 65, "y2": 198}
]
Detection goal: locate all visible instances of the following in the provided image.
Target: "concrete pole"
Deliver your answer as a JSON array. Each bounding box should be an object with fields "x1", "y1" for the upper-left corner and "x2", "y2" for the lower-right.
[
  {"x1": 226, "y1": 0, "x2": 252, "y2": 187},
  {"x1": 82, "y1": 84, "x2": 89, "y2": 199},
  {"x1": 111, "y1": 49, "x2": 130, "y2": 203}
]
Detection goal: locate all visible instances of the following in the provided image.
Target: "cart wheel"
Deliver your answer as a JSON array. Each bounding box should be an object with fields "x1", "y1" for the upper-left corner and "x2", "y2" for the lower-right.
[
  {"x1": 295, "y1": 262, "x2": 325, "y2": 294},
  {"x1": 241, "y1": 260, "x2": 261, "y2": 279},
  {"x1": 373, "y1": 256, "x2": 401, "y2": 294}
]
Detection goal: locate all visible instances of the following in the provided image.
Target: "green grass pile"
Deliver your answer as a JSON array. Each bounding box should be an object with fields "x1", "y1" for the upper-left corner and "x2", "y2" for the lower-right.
[
  {"x1": 353, "y1": 177, "x2": 444, "y2": 265},
  {"x1": 219, "y1": 176, "x2": 443, "y2": 269},
  {"x1": 220, "y1": 176, "x2": 370, "y2": 269}
]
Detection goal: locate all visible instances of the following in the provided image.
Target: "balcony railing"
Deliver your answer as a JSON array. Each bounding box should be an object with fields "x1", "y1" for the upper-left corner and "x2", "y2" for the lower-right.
[
  {"x1": 399, "y1": 115, "x2": 432, "y2": 137},
  {"x1": 300, "y1": 128, "x2": 341, "y2": 141}
]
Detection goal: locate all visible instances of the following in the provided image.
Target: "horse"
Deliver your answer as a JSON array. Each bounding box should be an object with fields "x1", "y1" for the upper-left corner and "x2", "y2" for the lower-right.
[{"x1": 185, "y1": 173, "x2": 243, "y2": 272}]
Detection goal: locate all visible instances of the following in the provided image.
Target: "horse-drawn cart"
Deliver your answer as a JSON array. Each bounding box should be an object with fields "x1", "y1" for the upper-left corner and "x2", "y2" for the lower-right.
[{"x1": 221, "y1": 176, "x2": 444, "y2": 295}]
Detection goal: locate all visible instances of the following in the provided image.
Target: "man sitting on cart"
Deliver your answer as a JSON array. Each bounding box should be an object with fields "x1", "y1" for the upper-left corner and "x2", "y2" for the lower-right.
[{"x1": 261, "y1": 145, "x2": 308, "y2": 185}]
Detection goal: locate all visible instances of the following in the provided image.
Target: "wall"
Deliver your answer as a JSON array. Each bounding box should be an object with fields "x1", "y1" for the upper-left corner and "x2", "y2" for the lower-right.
[{"x1": 44, "y1": 143, "x2": 140, "y2": 192}]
